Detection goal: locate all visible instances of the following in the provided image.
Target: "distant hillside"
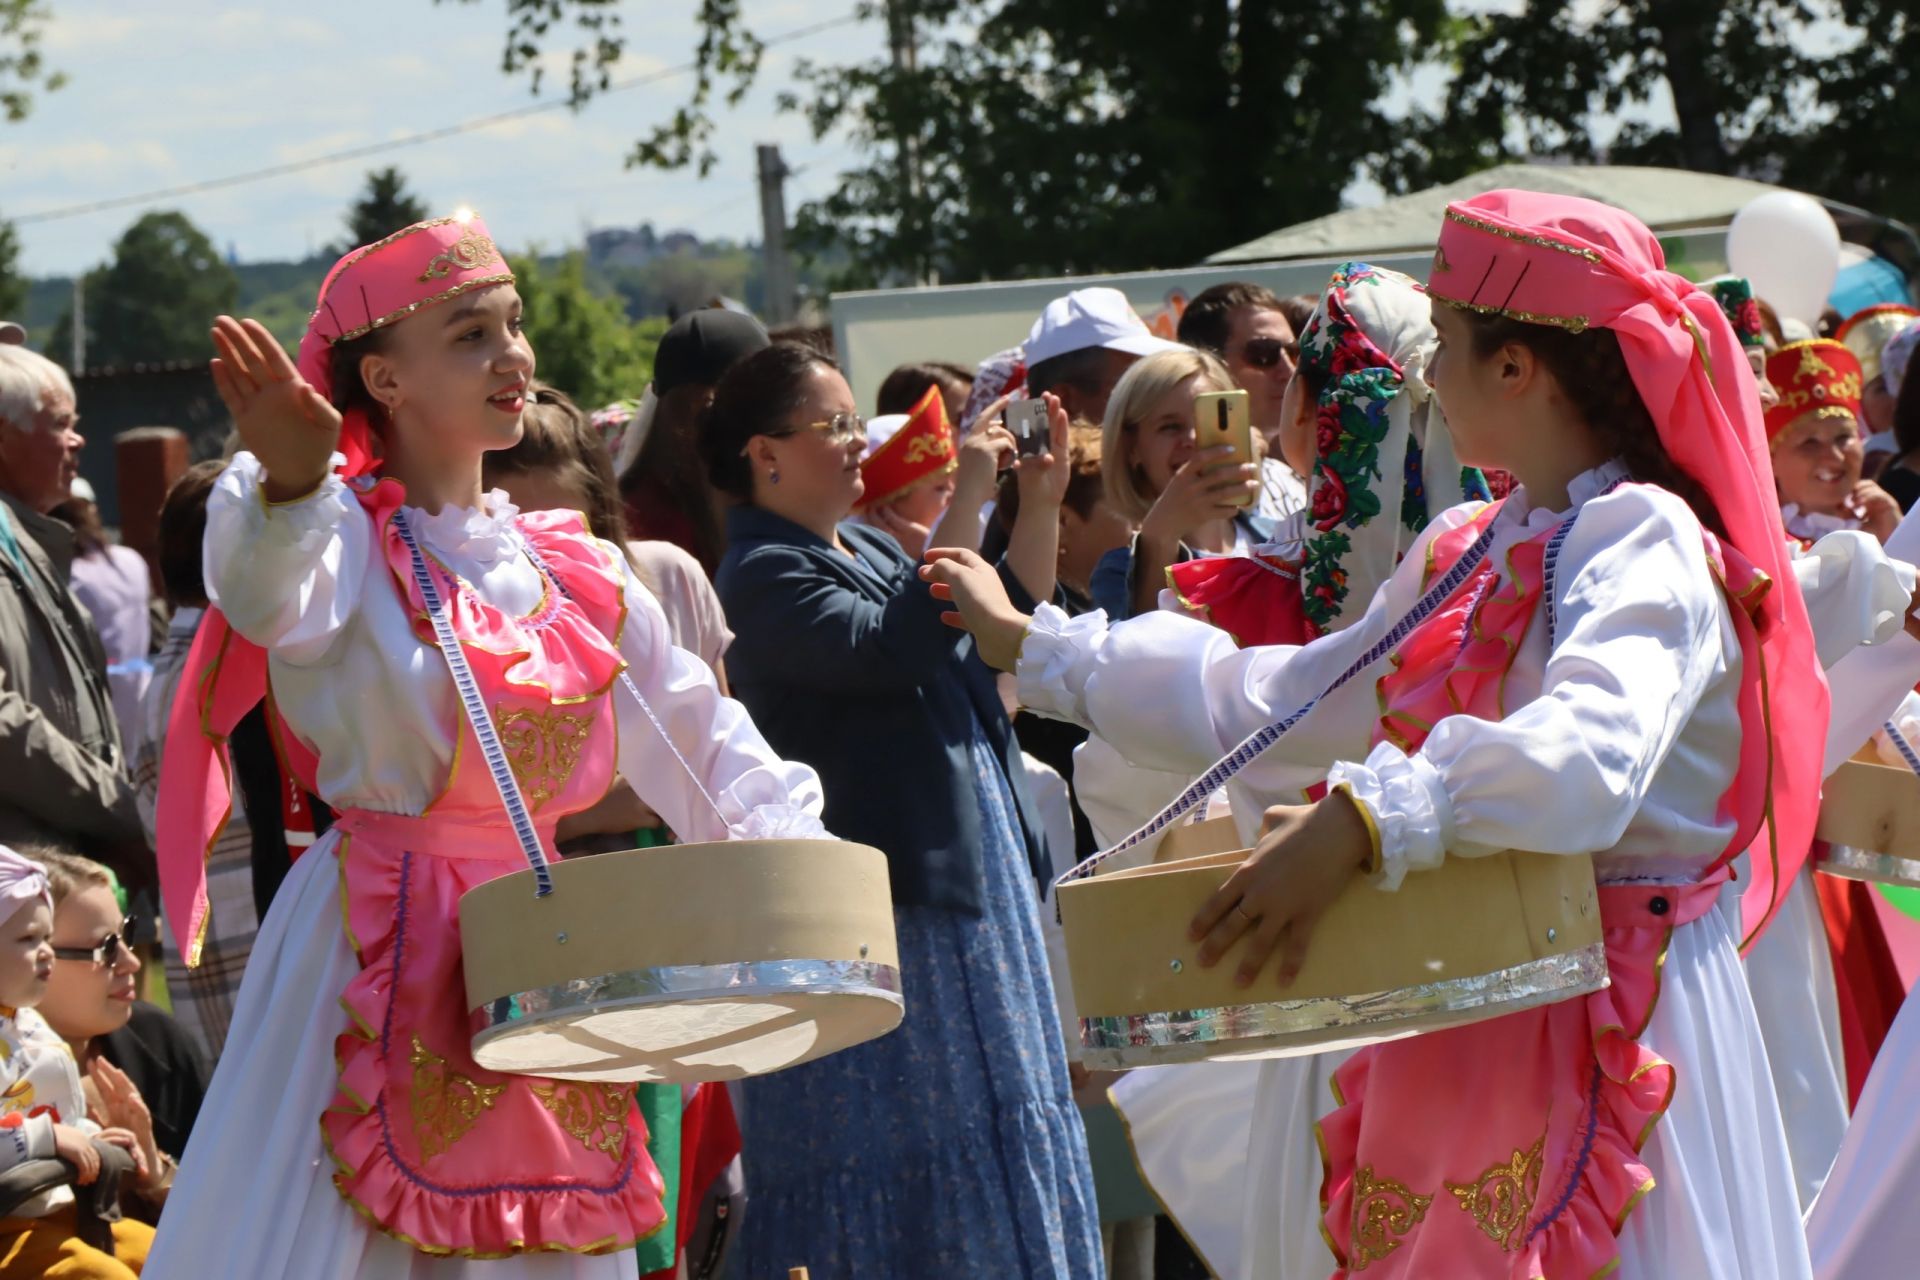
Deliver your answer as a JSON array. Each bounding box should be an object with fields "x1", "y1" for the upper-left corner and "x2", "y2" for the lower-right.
[{"x1": 21, "y1": 224, "x2": 837, "y2": 355}]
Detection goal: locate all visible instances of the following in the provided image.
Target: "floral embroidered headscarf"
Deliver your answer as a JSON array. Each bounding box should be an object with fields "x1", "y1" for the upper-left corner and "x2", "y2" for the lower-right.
[{"x1": 1296, "y1": 262, "x2": 1488, "y2": 631}]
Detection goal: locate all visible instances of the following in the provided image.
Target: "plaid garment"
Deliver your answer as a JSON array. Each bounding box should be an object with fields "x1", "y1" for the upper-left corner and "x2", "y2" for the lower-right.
[{"x1": 134, "y1": 609, "x2": 260, "y2": 1064}]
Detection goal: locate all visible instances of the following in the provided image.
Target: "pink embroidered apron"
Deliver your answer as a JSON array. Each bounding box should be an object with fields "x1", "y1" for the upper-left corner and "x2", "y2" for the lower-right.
[
  {"x1": 319, "y1": 479, "x2": 666, "y2": 1259},
  {"x1": 1317, "y1": 495, "x2": 1768, "y2": 1278}
]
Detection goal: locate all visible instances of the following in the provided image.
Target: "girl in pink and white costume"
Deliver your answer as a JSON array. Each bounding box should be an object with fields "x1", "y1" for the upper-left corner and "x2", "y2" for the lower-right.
[
  {"x1": 145, "y1": 216, "x2": 825, "y2": 1278},
  {"x1": 927, "y1": 192, "x2": 1825, "y2": 1278}
]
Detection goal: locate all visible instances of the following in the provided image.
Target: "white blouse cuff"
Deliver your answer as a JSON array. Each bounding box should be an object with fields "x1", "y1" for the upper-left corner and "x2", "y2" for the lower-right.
[
  {"x1": 227, "y1": 451, "x2": 353, "y2": 551},
  {"x1": 1015, "y1": 601, "x2": 1108, "y2": 726},
  {"x1": 1325, "y1": 743, "x2": 1451, "y2": 891},
  {"x1": 729, "y1": 804, "x2": 833, "y2": 842}
]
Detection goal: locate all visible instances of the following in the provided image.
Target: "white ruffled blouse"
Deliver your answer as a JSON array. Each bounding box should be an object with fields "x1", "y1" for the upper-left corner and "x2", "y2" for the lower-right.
[
  {"x1": 205, "y1": 452, "x2": 825, "y2": 842},
  {"x1": 1019, "y1": 461, "x2": 1913, "y2": 890}
]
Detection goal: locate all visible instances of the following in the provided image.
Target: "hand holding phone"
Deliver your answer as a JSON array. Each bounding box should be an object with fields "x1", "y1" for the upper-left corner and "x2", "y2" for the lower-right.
[
  {"x1": 1193, "y1": 389, "x2": 1255, "y2": 506},
  {"x1": 1006, "y1": 399, "x2": 1051, "y2": 458}
]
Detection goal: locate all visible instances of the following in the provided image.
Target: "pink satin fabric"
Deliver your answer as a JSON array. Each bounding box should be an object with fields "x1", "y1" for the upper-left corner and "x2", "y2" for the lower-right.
[
  {"x1": 1165, "y1": 551, "x2": 1314, "y2": 649},
  {"x1": 1317, "y1": 499, "x2": 1770, "y2": 1277},
  {"x1": 316, "y1": 478, "x2": 664, "y2": 1257},
  {"x1": 1428, "y1": 191, "x2": 1826, "y2": 949}
]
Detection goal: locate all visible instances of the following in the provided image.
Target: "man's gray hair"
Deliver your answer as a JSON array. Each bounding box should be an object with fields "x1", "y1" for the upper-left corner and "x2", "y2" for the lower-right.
[{"x1": 0, "y1": 346, "x2": 75, "y2": 433}]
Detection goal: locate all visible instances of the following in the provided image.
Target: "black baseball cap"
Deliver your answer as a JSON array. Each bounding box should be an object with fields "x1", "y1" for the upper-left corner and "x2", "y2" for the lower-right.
[{"x1": 653, "y1": 310, "x2": 770, "y2": 395}]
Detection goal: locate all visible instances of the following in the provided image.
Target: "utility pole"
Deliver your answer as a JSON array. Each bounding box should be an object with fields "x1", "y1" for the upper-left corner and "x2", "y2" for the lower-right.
[
  {"x1": 886, "y1": 0, "x2": 927, "y2": 284},
  {"x1": 756, "y1": 143, "x2": 796, "y2": 325},
  {"x1": 70, "y1": 275, "x2": 85, "y2": 372}
]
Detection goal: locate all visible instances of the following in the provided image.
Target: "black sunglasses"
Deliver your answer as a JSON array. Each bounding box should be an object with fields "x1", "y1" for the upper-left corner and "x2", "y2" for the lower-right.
[
  {"x1": 1241, "y1": 337, "x2": 1299, "y2": 369},
  {"x1": 51, "y1": 915, "x2": 139, "y2": 966}
]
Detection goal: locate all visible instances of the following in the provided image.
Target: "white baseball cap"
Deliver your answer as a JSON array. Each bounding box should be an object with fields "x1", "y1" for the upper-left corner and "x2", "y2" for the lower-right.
[{"x1": 1024, "y1": 287, "x2": 1183, "y2": 367}]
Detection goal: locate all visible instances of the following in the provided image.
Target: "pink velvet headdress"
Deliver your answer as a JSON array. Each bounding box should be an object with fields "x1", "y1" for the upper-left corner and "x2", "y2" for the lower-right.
[
  {"x1": 1429, "y1": 190, "x2": 1827, "y2": 947},
  {"x1": 295, "y1": 213, "x2": 514, "y2": 478},
  {"x1": 157, "y1": 215, "x2": 515, "y2": 964}
]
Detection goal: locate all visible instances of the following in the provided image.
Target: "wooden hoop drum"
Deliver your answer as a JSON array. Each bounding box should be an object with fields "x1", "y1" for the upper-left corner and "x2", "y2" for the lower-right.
[
  {"x1": 1058, "y1": 819, "x2": 1605, "y2": 1068},
  {"x1": 1815, "y1": 759, "x2": 1920, "y2": 888},
  {"x1": 460, "y1": 838, "x2": 903, "y2": 1083}
]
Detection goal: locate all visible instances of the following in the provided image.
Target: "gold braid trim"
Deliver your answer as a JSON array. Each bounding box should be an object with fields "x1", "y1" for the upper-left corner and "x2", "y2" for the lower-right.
[
  {"x1": 1431, "y1": 294, "x2": 1591, "y2": 335},
  {"x1": 1442, "y1": 208, "x2": 1605, "y2": 263}
]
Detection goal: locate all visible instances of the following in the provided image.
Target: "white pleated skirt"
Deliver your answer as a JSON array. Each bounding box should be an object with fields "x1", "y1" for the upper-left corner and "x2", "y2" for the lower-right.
[
  {"x1": 1742, "y1": 864, "x2": 1849, "y2": 1210},
  {"x1": 1113, "y1": 892, "x2": 1812, "y2": 1279},
  {"x1": 144, "y1": 832, "x2": 627, "y2": 1279},
  {"x1": 1805, "y1": 977, "x2": 1920, "y2": 1278}
]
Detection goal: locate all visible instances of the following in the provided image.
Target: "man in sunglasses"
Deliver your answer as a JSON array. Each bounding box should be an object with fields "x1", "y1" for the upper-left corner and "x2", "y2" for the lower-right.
[{"x1": 1178, "y1": 282, "x2": 1307, "y2": 524}]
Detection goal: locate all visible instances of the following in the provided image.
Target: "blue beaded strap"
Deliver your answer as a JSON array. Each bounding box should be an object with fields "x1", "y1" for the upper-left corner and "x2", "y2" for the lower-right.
[
  {"x1": 393, "y1": 509, "x2": 554, "y2": 897},
  {"x1": 1057, "y1": 514, "x2": 1503, "y2": 886},
  {"x1": 1883, "y1": 718, "x2": 1920, "y2": 780}
]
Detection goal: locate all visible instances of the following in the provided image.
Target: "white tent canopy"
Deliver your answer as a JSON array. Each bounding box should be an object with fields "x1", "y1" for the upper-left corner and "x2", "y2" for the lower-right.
[{"x1": 1208, "y1": 163, "x2": 1787, "y2": 263}]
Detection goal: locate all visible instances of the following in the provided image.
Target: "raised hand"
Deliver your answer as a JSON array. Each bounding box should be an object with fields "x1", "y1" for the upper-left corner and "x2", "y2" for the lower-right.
[
  {"x1": 210, "y1": 315, "x2": 342, "y2": 501},
  {"x1": 91, "y1": 1058, "x2": 160, "y2": 1189},
  {"x1": 1140, "y1": 447, "x2": 1260, "y2": 550},
  {"x1": 1013, "y1": 391, "x2": 1073, "y2": 511},
  {"x1": 920, "y1": 547, "x2": 1032, "y2": 672}
]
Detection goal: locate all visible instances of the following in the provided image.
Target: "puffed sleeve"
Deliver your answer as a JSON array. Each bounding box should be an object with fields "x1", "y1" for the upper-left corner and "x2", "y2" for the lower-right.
[
  {"x1": 1792, "y1": 529, "x2": 1915, "y2": 668},
  {"x1": 1016, "y1": 504, "x2": 1486, "y2": 790},
  {"x1": 204, "y1": 452, "x2": 368, "y2": 666},
  {"x1": 613, "y1": 559, "x2": 828, "y2": 845},
  {"x1": 1328, "y1": 486, "x2": 1726, "y2": 889},
  {"x1": 1822, "y1": 505, "x2": 1920, "y2": 773}
]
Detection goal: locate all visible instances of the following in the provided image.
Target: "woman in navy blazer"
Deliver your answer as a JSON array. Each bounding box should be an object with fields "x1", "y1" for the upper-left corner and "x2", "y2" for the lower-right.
[{"x1": 702, "y1": 344, "x2": 1098, "y2": 1278}]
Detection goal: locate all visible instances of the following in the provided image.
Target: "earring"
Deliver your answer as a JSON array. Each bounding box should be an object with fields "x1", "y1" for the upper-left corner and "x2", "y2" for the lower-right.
[{"x1": 769, "y1": 467, "x2": 781, "y2": 485}]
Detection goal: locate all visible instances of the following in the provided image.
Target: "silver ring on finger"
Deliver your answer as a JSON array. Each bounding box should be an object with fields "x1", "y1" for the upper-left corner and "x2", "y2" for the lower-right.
[{"x1": 1233, "y1": 904, "x2": 1258, "y2": 927}]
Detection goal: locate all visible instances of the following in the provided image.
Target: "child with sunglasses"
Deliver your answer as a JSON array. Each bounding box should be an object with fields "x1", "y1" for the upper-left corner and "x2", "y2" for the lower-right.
[{"x1": 0, "y1": 843, "x2": 153, "y2": 1278}]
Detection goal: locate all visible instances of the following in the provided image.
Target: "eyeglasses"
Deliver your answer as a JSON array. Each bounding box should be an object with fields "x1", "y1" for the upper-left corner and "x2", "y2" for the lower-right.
[
  {"x1": 51, "y1": 916, "x2": 139, "y2": 967},
  {"x1": 743, "y1": 412, "x2": 866, "y2": 456},
  {"x1": 1241, "y1": 338, "x2": 1299, "y2": 369}
]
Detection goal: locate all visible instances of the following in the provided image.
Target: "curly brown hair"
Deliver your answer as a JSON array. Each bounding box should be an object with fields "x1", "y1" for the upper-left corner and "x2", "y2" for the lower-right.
[{"x1": 1461, "y1": 311, "x2": 1725, "y2": 536}]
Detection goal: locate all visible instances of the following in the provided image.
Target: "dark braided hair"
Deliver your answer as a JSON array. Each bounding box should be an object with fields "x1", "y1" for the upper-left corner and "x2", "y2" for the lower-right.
[
  {"x1": 1462, "y1": 312, "x2": 1725, "y2": 536},
  {"x1": 328, "y1": 327, "x2": 393, "y2": 440}
]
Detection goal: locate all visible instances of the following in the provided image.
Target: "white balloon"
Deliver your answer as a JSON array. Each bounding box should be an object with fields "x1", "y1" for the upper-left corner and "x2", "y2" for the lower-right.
[{"x1": 1726, "y1": 192, "x2": 1841, "y2": 326}]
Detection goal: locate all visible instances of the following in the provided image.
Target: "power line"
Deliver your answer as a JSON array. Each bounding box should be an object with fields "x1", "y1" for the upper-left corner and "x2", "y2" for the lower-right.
[{"x1": 12, "y1": 11, "x2": 863, "y2": 227}]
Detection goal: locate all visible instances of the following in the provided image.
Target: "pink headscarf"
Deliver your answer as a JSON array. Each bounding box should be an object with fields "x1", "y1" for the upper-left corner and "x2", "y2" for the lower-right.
[
  {"x1": 1430, "y1": 190, "x2": 1827, "y2": 948},
  {"x1": 157, "y1": 216, "x2": 516, "y2": 964}
]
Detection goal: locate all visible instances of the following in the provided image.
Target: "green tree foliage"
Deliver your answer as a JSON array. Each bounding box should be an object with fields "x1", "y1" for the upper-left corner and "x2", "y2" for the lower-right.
[
  {"x1": 0, "y1": 0, "x2": 61, "y2": 122},
  {"x1": 345, "y1": 168, "x2": 432, "y2": 250},
  {"x1": 79, "y1": 211, "x2": 238, "y2": 368},
  {"x1": 486, "y1": 0, "x2": 1920, "y2": 279},
  {"x1": 509, "y1": 251, "x2": 659, "y2": 408},
  {"x1": 0, "y1": 215, "x2": 25, "y2": 320}
]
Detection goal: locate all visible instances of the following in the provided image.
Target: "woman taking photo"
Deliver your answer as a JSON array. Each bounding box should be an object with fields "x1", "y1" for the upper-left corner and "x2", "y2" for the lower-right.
[
  {"x1": 1089, "y1": 347, "x2": 1266, "y2": 620},
  {"x1": 704, "y1": 343, "x2": 1100, "y2": 1278}
]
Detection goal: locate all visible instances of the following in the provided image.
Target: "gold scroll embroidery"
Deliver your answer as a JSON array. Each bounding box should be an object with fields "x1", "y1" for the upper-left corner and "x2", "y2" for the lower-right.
[
  {"x1": 530, "y1": 1080, "x2": 632, "y2": 1159},
  {"x1": 494, "y1": 705, "x2": 596, "y2": 812},
  {"x1": 417, "y1": 231, "x2": 503, "y2": 282},
  {"x1": 1349, "y1": 1165, "x2": 1433, "y2": 1270},
  {"x1": 902, "y1": 434, "x2": 953, "y2": 465},
  {"x1": 409, "y1": 1034, "x2": 504, "y2": 1159},
  {"x1": 1445, "y1": 1136, "x2": 1544, "y2": 1252}
]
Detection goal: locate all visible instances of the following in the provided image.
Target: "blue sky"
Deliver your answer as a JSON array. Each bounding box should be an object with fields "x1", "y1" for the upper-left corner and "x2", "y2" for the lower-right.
[{"x1": 1, "y1": 0, "x2": 882, "y2": 276}]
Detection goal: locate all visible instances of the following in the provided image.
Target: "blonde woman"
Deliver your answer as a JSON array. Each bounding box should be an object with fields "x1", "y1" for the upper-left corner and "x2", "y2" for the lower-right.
[{"x1": 1088, "y1": 347, "x2": 1267, "y2": 619}]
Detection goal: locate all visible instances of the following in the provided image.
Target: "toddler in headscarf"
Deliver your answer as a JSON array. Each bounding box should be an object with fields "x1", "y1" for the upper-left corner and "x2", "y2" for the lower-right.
[{"x1": 0, "y1": 843, "x2": 153, "y2": 1277}]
